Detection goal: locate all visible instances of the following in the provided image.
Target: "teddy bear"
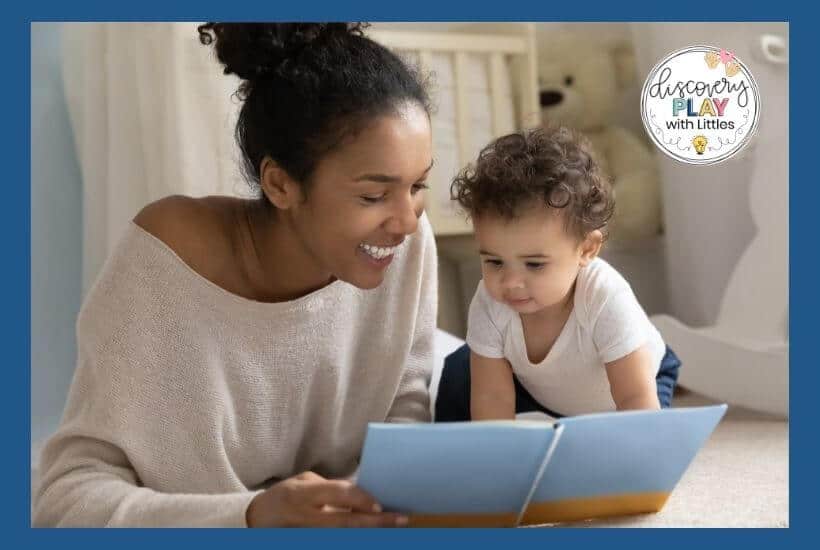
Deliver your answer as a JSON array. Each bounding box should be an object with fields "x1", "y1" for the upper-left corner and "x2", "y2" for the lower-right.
[{"x1": 537, "y1": 32, "x2": 662, "y2": 243}]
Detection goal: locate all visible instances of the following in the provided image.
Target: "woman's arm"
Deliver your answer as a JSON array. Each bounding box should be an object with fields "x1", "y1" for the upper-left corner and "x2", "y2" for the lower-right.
[
  {"x1": 34, "y1": 434, "x2": 405, "y2": 527},
  {"x1": 34, "y1": 330, "x2": 403, "y2": 527},
  {"x1": 33, "y1": 434, "x2": 261, "y2": 527}
]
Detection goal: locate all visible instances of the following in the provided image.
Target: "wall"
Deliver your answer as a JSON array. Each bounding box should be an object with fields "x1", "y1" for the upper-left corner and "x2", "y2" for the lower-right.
[{"x1": 630, "y1": 22, "x2": 784, "y2": 326}]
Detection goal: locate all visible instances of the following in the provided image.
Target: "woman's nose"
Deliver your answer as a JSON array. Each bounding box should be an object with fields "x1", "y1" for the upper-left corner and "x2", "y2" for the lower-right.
[{"x1": 386, "y1": 194, "x2": 420, "y2": 235}]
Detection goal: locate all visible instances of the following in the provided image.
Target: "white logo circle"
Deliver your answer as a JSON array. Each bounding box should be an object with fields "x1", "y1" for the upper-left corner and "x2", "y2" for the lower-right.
[{"x1": 640, "y1": 45, "x2": 760, "y2": 165}]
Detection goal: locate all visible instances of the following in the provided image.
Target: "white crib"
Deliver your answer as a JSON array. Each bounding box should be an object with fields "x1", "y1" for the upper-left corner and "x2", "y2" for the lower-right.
[{"x1": 367, "y1": 23, "x2": 540, "y2": 236}]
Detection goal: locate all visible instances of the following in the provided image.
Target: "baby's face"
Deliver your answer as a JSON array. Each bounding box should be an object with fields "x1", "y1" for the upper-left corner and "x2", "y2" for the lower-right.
[{"x1": 474, "y1": 205, "x2": 593, "y2": 315}]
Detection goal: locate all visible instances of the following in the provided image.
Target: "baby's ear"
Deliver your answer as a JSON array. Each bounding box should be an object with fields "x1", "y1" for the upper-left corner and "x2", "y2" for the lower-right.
[
  {"x1": 579, "y1": 229, "x2": 604, "y2": 266},
  {"x1": 611, "y1": 41, "x2": 637, "y2": 90}
]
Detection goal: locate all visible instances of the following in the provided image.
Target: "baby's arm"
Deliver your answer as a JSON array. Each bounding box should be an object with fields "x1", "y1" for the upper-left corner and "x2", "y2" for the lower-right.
[
  {"x1": 604, "y1": 345, "x2": 661, "y2": 411},
  {"x1": 470, "y1": 350, "x2": 516, "y2": 420}
]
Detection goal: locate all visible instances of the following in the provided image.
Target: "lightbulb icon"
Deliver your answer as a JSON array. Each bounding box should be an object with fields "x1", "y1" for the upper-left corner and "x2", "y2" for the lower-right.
[{"x1": 692, "y1": 135, "x2": 708, "y2": 155}]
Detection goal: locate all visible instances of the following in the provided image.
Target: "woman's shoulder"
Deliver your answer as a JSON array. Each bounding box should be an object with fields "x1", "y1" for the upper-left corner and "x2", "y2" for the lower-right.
[{"x1": 133, "y1": 195, "x2": 239, "y2": 278}]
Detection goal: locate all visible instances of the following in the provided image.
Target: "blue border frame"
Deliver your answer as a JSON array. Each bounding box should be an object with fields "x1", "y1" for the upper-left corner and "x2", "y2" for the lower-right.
[{"x1": 17, "y1": 0, "x2": 812, "y2": 547}]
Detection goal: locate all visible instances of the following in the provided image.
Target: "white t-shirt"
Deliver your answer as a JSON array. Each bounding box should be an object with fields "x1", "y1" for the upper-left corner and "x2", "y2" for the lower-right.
[{"x1": 466, "y1": 258, "x2": 665, "y2": 416}]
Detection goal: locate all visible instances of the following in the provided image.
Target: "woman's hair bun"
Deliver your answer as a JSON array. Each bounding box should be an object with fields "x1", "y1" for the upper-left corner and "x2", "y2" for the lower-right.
[{"x1": 198, "y1": 22, "x2": 367, "y2": 81}]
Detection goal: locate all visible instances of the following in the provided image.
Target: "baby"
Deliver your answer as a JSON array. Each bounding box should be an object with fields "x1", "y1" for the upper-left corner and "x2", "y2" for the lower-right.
[{"x1": 435, "y1": 126, "x2": 680, "y2": 421}]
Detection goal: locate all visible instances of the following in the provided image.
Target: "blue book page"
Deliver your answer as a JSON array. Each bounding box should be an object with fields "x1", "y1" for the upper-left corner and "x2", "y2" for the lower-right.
[
  {"x1": 532, "y1": 405, "x2": 727, "y2": 504},
  {"x1": 357, "y1": 421, "x2": 556, "y2": 516}
]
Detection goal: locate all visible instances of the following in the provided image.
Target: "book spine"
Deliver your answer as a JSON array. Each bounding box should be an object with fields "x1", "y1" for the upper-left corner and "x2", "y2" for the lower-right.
[{"x1": 514, "y1": 423, "x2": 565, "y2": 527}]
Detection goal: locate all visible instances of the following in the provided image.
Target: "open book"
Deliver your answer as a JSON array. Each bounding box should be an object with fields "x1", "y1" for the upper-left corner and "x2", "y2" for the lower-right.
[{"x1": 357, "y1": 404, "x2": 727, "y2": 527}]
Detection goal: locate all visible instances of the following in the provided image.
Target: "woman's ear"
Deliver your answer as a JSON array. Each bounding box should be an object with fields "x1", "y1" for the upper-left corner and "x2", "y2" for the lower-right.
[
  {"x1": 259, "y1": 157, "x2": 302, "y2": 210},
  {"x1": 579, "y1": 229, "x2": 603, "y2": 266}
]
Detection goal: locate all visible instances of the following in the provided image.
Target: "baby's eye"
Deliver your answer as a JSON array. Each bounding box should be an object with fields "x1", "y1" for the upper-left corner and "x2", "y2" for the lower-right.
[
  {"x1": 483, "y1": 259, "x2": 503, "y2": 268},
  {"x1": 526, "y1": 262, "x2": 546, "y2": 271}
]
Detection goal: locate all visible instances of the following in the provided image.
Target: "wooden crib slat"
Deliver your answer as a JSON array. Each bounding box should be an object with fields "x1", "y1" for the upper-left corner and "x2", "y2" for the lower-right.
[
  {"x1": 489, "y1": 53, "x2": 512, "y2": 138},
  {"x1": 418, "y1": 50, "x2": 434, "y2": 74},
  {"x1": 518, "y1": 27, "x2": 540, "y2": 129},
  {"x1": 454, "y1": 51, "x2": 470, "y2": 170}
]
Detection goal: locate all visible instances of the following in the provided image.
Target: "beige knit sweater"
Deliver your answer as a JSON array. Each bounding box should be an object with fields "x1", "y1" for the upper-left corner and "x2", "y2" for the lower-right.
[{"x1": 33, "y1": 215, "x2": 437, "y2": 527}]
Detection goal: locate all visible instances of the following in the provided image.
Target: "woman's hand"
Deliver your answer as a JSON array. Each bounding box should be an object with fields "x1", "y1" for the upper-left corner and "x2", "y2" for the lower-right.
[{"x1": 246, "y1": 471, "x2": 409, "y2": 527}]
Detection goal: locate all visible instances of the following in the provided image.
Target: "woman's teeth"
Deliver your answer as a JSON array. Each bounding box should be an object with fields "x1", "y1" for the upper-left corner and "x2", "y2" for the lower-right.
[{"x1": 360, "y1": 243, "x2": 398, "y2": 259}]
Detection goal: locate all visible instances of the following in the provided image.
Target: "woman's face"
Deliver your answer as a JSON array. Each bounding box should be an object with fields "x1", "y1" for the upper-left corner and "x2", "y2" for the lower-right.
[{"x1": 288, "y1": 102, "x2": 433, "y2": 290}]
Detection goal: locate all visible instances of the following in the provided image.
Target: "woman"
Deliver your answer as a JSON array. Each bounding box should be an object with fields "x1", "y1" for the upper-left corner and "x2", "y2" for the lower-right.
[{"x1": 34, "y1": 22, "x2": 436, "y2": 528}]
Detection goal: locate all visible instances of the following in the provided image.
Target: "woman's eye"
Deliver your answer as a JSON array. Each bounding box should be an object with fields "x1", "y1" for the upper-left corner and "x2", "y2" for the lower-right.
[
  {"x1": 411, "y1": 182, "x2": 429, "y2": 195},
  {"x1": 360, "y1": 194, "x2": 386, "y2": 204},
  {"x1": 526, "y1": 262, "x2": 546, "y2": 271}
]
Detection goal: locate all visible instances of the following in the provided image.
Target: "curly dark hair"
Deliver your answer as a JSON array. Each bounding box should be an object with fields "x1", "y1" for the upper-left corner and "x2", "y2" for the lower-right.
[
  {"x1": 198, "y1": 22, "x2": 431, "y2": 194},
  {"x1": 450, "y1": 126, "x2": 615, "y2": 242}
]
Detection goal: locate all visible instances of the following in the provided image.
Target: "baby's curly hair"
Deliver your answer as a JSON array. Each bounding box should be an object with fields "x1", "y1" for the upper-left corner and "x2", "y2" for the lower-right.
[{"x1": 451, "y1": 126, "x2": 615, "y2": 242}]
